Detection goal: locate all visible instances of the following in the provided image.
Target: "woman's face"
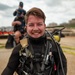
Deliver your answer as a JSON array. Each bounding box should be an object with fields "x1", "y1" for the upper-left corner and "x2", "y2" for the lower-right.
[{"x1": 26, "y1": 15, "x2": 46, "y2": 38}]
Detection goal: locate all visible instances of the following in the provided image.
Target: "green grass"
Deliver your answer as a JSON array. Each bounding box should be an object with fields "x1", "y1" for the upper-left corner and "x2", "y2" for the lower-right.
[
  {"x1": 0, "y1": 46, "x2": 5, "y2": 48},
  {"x1": 0, "y1": 43, "x2": 5, "y2": 48},
  {"x1": 61, "y1": 45, "x2": 75, "y2": 55},
  {"x1": 63, "y1": 49, "x2": 75, "y2": 55},
  {"x1": 61, "y1": 46, "x2": 75, "y2": 50}
]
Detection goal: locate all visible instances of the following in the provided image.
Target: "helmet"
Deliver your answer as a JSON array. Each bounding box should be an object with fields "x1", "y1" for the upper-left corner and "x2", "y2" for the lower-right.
[{"x1": 19, "y1": 2, "x2": 23, "y2": 7}]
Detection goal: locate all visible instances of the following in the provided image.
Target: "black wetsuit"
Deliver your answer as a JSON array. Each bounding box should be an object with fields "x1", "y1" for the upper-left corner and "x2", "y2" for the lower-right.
[
  {"x1": 13, "y1": 17, "x2": 26, "y2": 34},
  {"x1": 1, "y1": 34, "x2": 67, "y2": 75}
]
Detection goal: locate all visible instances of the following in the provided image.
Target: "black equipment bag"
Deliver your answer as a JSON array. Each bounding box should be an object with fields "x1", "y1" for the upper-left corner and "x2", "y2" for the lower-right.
[{"x1": 5, "y1": 34, "x2": 14, "y2": 49}]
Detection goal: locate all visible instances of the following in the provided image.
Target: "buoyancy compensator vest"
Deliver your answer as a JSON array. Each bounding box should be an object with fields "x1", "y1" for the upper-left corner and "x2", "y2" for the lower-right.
[{"x1": 17, "y1": 37, "x2": 57, "y2": 75}]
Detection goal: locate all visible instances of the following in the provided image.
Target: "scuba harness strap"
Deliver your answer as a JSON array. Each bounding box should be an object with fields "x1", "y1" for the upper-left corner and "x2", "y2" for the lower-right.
[{"x1": 41, "y1": 37, "x2": 56, "y2": 75}]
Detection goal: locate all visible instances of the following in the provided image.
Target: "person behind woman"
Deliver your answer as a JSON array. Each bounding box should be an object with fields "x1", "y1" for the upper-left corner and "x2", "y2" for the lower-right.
[
  {"x1": 12, "y1": 2, "x2": 26, "y2": 45},
  {"x1": 12, "y1": 9, "x2": 26, "y2": 44}
]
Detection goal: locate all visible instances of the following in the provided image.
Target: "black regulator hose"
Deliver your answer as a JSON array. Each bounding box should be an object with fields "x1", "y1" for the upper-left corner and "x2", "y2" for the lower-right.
[{"x1": 45, "y1": 30, "x2": 65, "y2": 75}]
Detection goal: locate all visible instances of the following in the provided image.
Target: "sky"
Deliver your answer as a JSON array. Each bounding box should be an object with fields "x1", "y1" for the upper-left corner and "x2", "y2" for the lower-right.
[{"x1": 0, "y1": 0, "x2": 75, "y2": 27}]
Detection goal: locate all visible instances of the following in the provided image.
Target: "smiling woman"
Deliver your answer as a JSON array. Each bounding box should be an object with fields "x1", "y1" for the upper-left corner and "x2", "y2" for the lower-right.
[{"x1": 1, "y1": 7, "x2": 67, "y2": 75}]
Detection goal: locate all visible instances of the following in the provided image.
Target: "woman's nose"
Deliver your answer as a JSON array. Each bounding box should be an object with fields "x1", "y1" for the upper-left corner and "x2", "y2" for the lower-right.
[{"x1": 33, "y1": 24, "x2": 38, "y2": 30}]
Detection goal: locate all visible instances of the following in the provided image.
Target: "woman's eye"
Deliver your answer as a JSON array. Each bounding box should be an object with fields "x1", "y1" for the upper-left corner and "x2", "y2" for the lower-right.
[
  {"x1": 38, "y1": 23, "x2": 43, "y2": 26},
  {"x1": 28, "y1": 24, "x2": 34, "y2": 27}
]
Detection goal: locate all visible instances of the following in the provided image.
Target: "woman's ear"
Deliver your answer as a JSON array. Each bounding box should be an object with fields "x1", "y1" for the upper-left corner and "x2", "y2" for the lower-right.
[{"x1": 44, "y1": 24, "x2": 46, "y2": 28}]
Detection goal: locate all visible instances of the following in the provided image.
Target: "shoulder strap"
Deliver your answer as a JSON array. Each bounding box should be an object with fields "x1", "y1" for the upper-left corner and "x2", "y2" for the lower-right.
[
  {"x1": 19, "y1": 38, "x2": 28, "y2": 56},
  {"x1": 19, "y1": 38, "x2": 33, "y2": 58},
  {"x1": 41, "y1": 37, "x2": 53, "y2": 71},
  {"x1": 20, "y1": 38, "x2": 28, "y2": 47}
]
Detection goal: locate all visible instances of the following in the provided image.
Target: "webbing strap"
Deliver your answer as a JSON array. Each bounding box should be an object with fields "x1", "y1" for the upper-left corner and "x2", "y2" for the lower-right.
[{"x1": 41, "y1": 39, "x2": 52, "y2": 72}]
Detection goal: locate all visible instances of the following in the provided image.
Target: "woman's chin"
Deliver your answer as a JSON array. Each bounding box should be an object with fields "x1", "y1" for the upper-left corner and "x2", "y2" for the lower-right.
[{"x1": 31, "y1": 35, "x2": 41, "y2": 39}]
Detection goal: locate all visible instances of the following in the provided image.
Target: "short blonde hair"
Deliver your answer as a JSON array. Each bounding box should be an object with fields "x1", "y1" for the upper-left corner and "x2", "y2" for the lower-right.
[{"x1": 25, "y1": 7, "x2": 46, "y2": 24}]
